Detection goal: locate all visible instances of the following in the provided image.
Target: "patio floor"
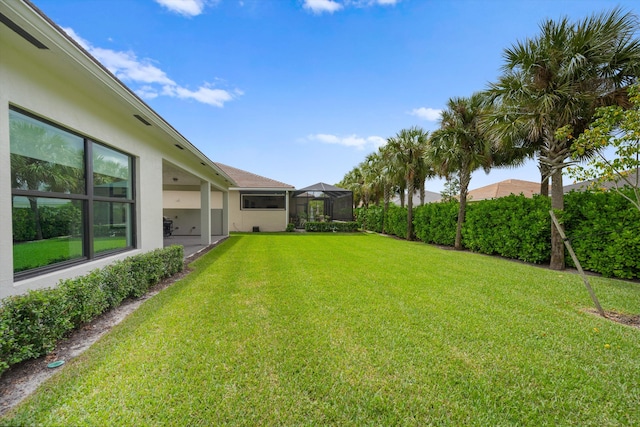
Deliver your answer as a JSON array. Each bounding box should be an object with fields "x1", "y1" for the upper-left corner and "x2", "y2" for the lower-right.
[{"x1": 163, "y1": 235, "x2": 227, "y2": 259}]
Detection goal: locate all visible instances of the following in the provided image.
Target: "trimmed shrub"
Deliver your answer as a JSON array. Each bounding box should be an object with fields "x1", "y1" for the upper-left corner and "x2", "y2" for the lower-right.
[
  {"x1": 384, "y1": 205, "x2": 408, "y2": 239},
  {"x1": 0, "y1": 245, "x2": 184, "y2": 376},
  {"x1": 305, "y1": 222, "x2": 359, "y2": 232},
  {"x1": 414, "y1": 201, "x2": 458, "y2": 246},
  {"x1": 564, "y1": 190, "x2": 640, "y2": 279},
  {"x1": 463, "y1": 195, "x2": 551, "y2": 263},
  {"x1": 355, "y1": 206, "x2": 384, "y2": 233}
]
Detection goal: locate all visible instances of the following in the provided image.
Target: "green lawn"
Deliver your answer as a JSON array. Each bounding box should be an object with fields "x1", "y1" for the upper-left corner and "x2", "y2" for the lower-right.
[{"x1": 4, "y1": 233, "x2": 640, "y2": 425}]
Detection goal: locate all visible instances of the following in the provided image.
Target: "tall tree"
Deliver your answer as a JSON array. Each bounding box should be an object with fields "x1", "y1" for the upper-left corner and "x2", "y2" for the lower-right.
[
  {"x1": 488, "y1": 8, "x2": 640, "y2": 269},
  {"x1": 386, "y1": 127, "x2": 430, "y2": 240},
  {"x1": 430, "y1": 93, "x2": 494, "y2": 250}
]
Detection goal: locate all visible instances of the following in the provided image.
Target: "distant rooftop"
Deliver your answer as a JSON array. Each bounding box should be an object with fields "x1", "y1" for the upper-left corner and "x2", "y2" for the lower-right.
[
  {"x1": 214, "y1": 163, "x2": 294, "y2": 189},
  {"x1": 468, "y1": 179, "x2": 540, "y2": 201},
  {"x1": 564, "y1": 168, "x2": 639, "y2": 193}
]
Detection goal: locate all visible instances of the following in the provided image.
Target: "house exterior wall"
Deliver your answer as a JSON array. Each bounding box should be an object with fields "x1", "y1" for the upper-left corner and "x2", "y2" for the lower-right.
[
  {"x1": 0, "y1": 2, "x2": 229, "y2": 298},
  {"x1": 163, "y1": 190, "x2": 223, "y2": 209},
  {"x1": 228, "y1": 191, "x2": 288, "y2": 232}
]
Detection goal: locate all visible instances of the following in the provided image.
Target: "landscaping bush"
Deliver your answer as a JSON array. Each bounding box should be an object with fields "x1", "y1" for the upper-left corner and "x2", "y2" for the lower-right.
[
  {"x1": 304, "y1": 221, "x2": 359, "y2": 232},
  {"x1": 355, "y1": 206, "x2": 384, "y2": 233},
  {"x1": 463, "y1": 194, "x2": 551, "y2": 263},
  {"x1": 0, "y1": 245, "x2": 184, "y2": 376},
  {"x1": 564, "y1": 190, "x2": 640, "y2": 279},
  {"x1": 383, "y1": 205, "x2": 408, "y2": 239},
  {"x1": 413, "y1": 201, "x2": 458, "y2": 246}
]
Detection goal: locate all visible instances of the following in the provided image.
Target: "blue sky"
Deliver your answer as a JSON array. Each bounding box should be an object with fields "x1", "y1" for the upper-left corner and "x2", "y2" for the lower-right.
[{"x1": 32, "y1": 0, "x2": 639, "y2": 192}]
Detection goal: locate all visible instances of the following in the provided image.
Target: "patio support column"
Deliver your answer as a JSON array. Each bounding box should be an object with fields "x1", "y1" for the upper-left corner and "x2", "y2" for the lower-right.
[
  {"x1": 222, "y1": 190, "x2": 229, "y2": 236},
  {"x1": 200, "y1": 181, "x2": 211, "y2": 246},
  {"x1": 285, "y1": 190, "x2": 290, "y2": 230}
]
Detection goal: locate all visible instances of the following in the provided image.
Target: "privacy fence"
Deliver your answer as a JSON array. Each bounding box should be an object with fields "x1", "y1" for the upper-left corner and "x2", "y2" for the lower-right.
[{"x1": 356, "y1": 191, "x2": 640, "y2": 280}]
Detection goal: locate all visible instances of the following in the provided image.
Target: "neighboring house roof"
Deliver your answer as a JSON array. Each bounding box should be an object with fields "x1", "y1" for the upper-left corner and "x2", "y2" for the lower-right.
[
  {"x1": 564, "y1": 168, "x2": 639, "y2": 193},
  {"x1": 467, "y1": 179, "x2": 540, "y2": 201},
  {"x1": 391, "y1": 190, "x2": 442, "y2": 205},
  {"x1": 214, "y1": 163, "x2": 294, "y2": 190}
]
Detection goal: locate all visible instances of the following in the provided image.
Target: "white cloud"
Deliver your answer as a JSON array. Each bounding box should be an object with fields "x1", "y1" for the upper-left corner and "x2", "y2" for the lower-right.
[
  {"x1": 409, "y1": 107, "x2": 442, "y2": 121},
  {"x1": 154, "y1": 0, "x2": 211, "y2": 17},
  {"x1": 62, "y1": 27, "x2": 240, "y2": 108},
  {"x1": 303, "y1": 0, "x2": 344, "y2": 14},
  {"x1": 307, "y1": 133, "x2": 386, "y2": 150}
]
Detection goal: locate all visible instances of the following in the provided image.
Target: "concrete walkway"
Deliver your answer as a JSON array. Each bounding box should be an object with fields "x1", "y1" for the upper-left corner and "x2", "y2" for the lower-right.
[{"x1": 163, "y1": 235, "x2": 227, "y2": 259}]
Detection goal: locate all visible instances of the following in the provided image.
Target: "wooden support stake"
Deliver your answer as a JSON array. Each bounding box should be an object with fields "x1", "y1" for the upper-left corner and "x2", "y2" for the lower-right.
[{"x1": 549, "y1": 210, "x2": 606, "y2": 318}]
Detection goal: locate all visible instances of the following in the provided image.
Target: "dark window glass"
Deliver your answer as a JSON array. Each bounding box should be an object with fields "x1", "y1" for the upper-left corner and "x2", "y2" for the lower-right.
[
  {"x1": 93, "y1": 201, "x2": 133, "y2": 254},
  {"x1": 9, "y1": 109, "x2": 85, "y2": 194},
  {"x1": 9, "y1": 108, "x2": 136, "y2": 277},
  {"x1": 93, "y1": 144, "x2": 132, "y2": 198},
  {"x1": 242, "y1": 194, "x2": 285, "y2": 210},
  {"x1": 12, "y1": 196, "x2": 84, "y2": 273}
]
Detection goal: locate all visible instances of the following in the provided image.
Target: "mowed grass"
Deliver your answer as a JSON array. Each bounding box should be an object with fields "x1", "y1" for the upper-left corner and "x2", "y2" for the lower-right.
[{"x1": 4, "y1": 233, "x2": 640, "y2": 425}]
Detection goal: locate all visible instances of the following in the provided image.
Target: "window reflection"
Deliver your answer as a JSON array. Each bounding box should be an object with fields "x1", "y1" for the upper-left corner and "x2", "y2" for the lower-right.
[
  {"x1": 9, "y1": 110, "x2": 85, "y2": 194},
  {"x1": 12, "y1": 196, "x2": 84, "y2": 273}
]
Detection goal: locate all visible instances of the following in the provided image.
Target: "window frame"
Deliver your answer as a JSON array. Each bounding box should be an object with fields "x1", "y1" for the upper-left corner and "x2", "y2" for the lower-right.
[
  {"x1": 10, "y1": 106, "x2": 137, "y2": 280},
  {"x1": 240, "y1": 192, "x2": 287, "y2": 210}
]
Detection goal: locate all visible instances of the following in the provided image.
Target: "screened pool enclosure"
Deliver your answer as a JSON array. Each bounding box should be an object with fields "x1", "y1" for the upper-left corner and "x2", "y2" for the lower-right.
[{"x1": 290, "y1": 183, "x2": 353, "y2": 227}]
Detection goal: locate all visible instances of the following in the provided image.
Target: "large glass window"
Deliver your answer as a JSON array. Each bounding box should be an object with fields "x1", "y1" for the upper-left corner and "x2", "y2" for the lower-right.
[
  {"x1": 241, "y1": 193, "x2": 286, "y2": 210},
  {"x1": 12, "y1": 197, "x2": 84, "y2": 273},
  {"x1": 93, "y1": 201, "x2": 133, "y2": 255},
  {"x1": 10, "y1": 110, "x2": 85, "y2": 194},
  {"x1": 9, "y1": 107, "x2": 135, "y2": 277}
]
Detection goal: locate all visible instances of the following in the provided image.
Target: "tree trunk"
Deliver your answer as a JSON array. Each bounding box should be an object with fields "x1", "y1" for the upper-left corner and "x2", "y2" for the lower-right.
[
  {"x1": 28, "y1": 196, "x2": 43, "y2": 240},
  {"x1": 383, "y1": 183, "x2": 390, "y2": 234},
  {"x1": 549, "y1": 168, "x2": 565, "y2": 270},
  {"x1": 406, "y1": 173, "x2": 414, "y2": 240},
  {"x1": 455, "y1": 169, "x2": 471, "y2": 250},
  {"x1": 538, "y1": 161, "x2": 550, "y2": 197}
]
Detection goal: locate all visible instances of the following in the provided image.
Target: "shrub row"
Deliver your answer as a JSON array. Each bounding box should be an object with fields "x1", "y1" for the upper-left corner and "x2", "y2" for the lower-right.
[
  {"x1": 0, "y1": 245, "x2": 184, "y2": 376},
  {"x1": 357, "y1": 191, "x2": 640, "y2": 279},
  {"x1": 304, "y1": 221, "x2": 359, "y2": 232}
]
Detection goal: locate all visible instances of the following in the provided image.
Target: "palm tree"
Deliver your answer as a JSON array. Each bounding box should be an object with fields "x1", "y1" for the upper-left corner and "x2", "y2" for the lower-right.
[
  {"x1": 430, "y1": 93, "x2": 494, "y2": 250},
  {"x1": 488, "y1": 8, "x2": 640, "y2": 269},
  {"x1": 338, "y1": 167, "x2": 364, "y2": 208},
  {"x1": 386, "y1": 126, "x2": 430, "y2": 240}
]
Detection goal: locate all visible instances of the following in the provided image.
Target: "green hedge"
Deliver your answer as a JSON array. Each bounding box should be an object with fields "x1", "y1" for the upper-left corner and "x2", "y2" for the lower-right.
[
  {"x1": 304, "y1": 221, "x2": 359, "y2": 232},
  {"x1": 414, "y1": 201, "x2": 458, "y2": 246},
  {"x1": 564, "y1": 190, "x2": 640, "y2": 279},
  {"x1": 463, "y1": 195, "x2": 551, "y2": 264},
  {"x1": 0, "y1": 245, "x2": 184, "y2": 376},
  {"x1": 357, "y1": 191, "x2": 640, "y2": 279}
]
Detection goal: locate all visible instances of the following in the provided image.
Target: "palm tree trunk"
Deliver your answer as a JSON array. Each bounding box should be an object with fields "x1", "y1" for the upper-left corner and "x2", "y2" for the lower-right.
[
  {"x1": 28, "y1": 197, "x2": 43, "y2": 240},
  {"x1": 406, "y1": 174, "x2": 414, "y2": 240},
  {"x1": 383, "y1": 183, "x2": 390, "y2": 234},
  {"x1": 550, "y1": 168, "x2": 565, "y2": 270},
  {"x1": 538, "y1": 161, "x2": 551, "y2": 197},
  {"x1": 455, "y1": 169, "x2": 471, "y2": 250}
]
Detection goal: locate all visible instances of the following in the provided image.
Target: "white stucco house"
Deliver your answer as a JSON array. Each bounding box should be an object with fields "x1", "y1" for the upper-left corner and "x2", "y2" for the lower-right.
[
  {"x1": 214, "y1": 163, "x2": 295, "y2": 232},
  {"x1": 0, "y1": 0, "x2": 235, "y2": 298}
]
